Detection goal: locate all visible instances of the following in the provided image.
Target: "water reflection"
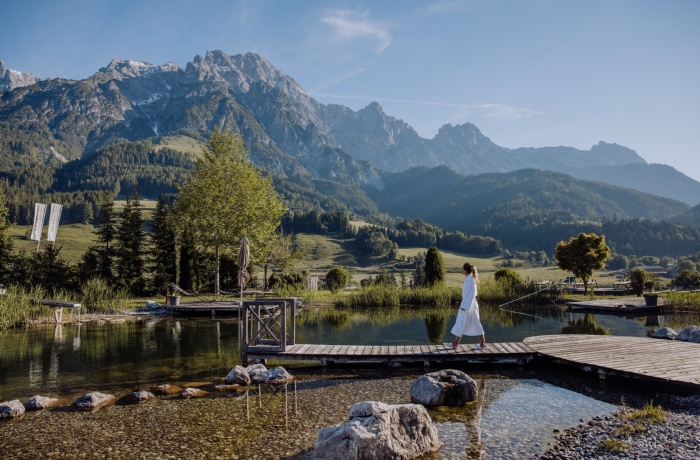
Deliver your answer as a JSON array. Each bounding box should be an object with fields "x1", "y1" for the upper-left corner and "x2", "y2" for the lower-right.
[
  {"x1": 0, "y1": 305, "x2": 696, "y2": 400},
  {"x1": 560, "y1": 313, "x2": 609, "y2": 335}
]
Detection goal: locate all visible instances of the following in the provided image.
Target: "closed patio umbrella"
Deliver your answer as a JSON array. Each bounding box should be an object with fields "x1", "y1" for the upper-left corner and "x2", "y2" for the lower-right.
[{"x1": 237, "y1": 237, "x2": 250, "y2": 354}]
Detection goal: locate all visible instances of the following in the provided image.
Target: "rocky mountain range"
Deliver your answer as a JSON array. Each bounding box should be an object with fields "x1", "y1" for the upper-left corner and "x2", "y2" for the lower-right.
[{"x1": 1, "y1": 51, "x2": 699, "y2": 205}]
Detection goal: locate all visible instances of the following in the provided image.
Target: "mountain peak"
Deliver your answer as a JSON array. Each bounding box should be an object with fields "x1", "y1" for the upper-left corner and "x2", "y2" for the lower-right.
[{"x1": 0, "y1": 59, "x2": 39, "y2": 91}]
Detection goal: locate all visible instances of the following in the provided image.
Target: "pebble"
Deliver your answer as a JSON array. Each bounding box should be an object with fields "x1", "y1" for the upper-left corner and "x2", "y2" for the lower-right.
[{"x1": 535, "y1": 395, "x2": 700, "y2": 460}]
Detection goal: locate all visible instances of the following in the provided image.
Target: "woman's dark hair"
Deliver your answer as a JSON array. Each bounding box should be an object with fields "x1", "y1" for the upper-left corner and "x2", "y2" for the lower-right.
[{"x1": 462, "y1": 262, "x2": 480, "y2": 283}]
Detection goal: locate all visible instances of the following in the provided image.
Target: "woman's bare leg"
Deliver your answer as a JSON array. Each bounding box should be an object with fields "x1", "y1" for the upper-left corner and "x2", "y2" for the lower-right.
[{"x1": 479, "y1": 335, "x2": 486, "y2": 348}]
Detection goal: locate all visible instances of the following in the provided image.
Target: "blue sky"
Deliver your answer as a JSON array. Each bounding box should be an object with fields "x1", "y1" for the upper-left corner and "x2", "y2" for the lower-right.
[{"x1": 3, "y1": 0, "x2": 699, "y2": 182}]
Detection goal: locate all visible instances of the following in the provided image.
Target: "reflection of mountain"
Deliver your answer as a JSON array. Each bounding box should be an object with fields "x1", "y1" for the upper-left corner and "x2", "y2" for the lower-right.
[
  {"x1": 560, "y1": 314, "x2": 609, "y2": 335},
  {"x1": 424, "y1": 312, "x2": 448, "y2": 344}
]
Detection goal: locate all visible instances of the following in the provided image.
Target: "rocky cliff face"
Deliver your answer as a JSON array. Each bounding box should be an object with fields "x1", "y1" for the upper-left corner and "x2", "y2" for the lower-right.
[
  {"x1": 0, "y1": 60, "x2": 38, "y2": 91},
  {"x1": 1, "y1": 50, "x2": 692, "y2": 201}
]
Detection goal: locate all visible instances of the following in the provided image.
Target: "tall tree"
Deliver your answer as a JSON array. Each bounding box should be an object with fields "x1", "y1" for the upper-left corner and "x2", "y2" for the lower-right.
[
  {"x1": 423, "y1": 246, "x2": 446, "y2": 287},
  {"x1": 0, "y1": 188, "x2": 14, "y2": 285},
  {"x1": 172, "y1": 128, "x2": 286, "y2": 294},
  {"x1": 115, "y1": 191, "x2": 146, "y2": 294},
  {"x1": 555, "y1": 232, "x2": 610, "y2": 293},
  {"x1": 94, "y1": 198, "x2": 117, "y2": 280},
  {"x1": 149, "y1": 195, "x2": 177, "y2": 293}
]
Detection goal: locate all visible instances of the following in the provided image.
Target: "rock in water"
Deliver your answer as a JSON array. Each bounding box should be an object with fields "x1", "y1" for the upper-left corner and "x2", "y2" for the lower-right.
[
  {"x1": 24, "y1": 395, "x2": 60, "y2": 410},
  {"x1": 410, "y1": 369, "x2": 478, "y2": 406},
  {"x1": 225, "y1": 365, "x2": 251, "y2": 385},
  {"x1": 0, "y1": 400, "x2": 26, "y2": 419},
  {"x1": 73, "y1": 392, "x2": 116, "y2": 411},
  {"x1": 314, "y1": 400, "x2": 442, "y2": 459}
]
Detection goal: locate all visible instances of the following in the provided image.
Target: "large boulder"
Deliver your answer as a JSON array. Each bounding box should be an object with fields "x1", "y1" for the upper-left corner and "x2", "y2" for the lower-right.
[
  {"x1": 24, "y1": 395, "x2": 60, "y2": 410},
  {"x1": 314, "y1": 401, "x2": 441, "y2": 460},
  {"x1": 677, "y1": 325, "x2": 699, "y2": 341},
  {"x1": 251, "y1": 366, "x2": 293, "y2": 384},
  {"x1": 651, "y1": 327, "x2": 677, "y2": 340},
  {"x1": 225, "y1": 365, "x2": 251, "y2": 385},
  {"x1": 0, "y1": 400, "x2": 25, "y2": 419},
  {"x1": 73, "y1": 392, "x2": 115, "y2": 411},
  {"x1": 410, "y1": 369, "x2": 478, "y2": 407}
]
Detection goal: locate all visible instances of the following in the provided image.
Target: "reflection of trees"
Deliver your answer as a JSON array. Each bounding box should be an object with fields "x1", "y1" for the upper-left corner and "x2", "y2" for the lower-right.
[
  {"x1": 480, "y1": 303, "x2": 566, "y2": 328},
  {"x1": 560, "y1": 314, "x2": 609, "y2": 335},
  {"x1": 424, "y1": 312, "x2": 447, "y2": 344}
]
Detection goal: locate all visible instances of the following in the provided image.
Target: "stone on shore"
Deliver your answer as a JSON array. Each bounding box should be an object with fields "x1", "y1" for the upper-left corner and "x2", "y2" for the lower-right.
[
  {"x1": 24, "y1": 395, "x2": 60, "y2": 411},
  {"x1": 73, "y1": 392, "x2": 116, "y2": 411},
  {"x1": 225, "y1": 365, "x2": 251, "y2": 385},
  {"x1": 410, "y1": 369, "x2": 478, "y2": 407},
  {"x1": 651, "y1": 327, "x2": 677, "y2": 340},
  {"x1": 677, "y1": 325, "x2": 699, "y2": 341},
  {"x1": 251, "y1": 366, "x2": 293, "y2": 384},
  {"x1": 314, "y1": 401, "x2": 441, "y2": 460},
  {"x1": 689, "y1": 330, "x2": 700, "y2": 344},
  {"x1": 0, "y1": 400, "x2": 26, "y2": 419}
]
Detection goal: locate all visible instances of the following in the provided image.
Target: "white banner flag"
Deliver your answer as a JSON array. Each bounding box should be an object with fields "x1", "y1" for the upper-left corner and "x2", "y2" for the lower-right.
[
  {"x1": 30, "y1": 203, "x2": 47, "y2": 241},
  {"x1": 47, "y1": 203, "x2": 63, "y2": 242}
]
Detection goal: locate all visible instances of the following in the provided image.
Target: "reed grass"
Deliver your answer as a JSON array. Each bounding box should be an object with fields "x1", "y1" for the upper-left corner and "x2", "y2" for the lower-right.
[
  {"x1": 80, "y1": 278, "x2": 132, "y2": 313},
  {"x1": 661, "y1": 291, "x2": 700, "y2": 311},
  {"x1": 0, "y1": 285, "x2": 52, "y2": 330}
]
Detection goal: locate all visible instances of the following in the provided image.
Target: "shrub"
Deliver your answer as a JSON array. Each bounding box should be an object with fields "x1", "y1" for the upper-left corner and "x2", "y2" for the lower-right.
[
  {"x1": 326, "y1": 267, "x2": 350, "y2": 293},
  {"x1": 80, "y1": 277, "x2": 131, "y2": 313}
]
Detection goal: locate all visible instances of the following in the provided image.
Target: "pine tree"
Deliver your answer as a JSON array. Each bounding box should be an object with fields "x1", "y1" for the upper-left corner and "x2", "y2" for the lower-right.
[
  {"x1": 115, "y1": 191, "x2": 146, "y2": 295},
  {"x1": 94, "y1": 198, "x2": 117, "y2": 280},
  {"x1": 0, "y1": 188, "x2": 14, "y2": 286},
  {"x1": 423, "y1": 246, "x2": 445, "y2": 287},
  {"x1": 149, "y1": 195, "x2": 177, "y2": 293}
]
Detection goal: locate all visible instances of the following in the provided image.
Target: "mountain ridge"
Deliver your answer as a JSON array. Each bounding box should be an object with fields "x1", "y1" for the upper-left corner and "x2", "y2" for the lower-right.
[{"x1": 1, "y1": 50, "x2": 698, "y2": 205}]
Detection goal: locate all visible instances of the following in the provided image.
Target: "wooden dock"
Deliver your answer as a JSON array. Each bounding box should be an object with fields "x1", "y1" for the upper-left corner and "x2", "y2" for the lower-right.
[
  {"x1": 524, "y1": 335, "x2": 700, "y2": 386},
  {"x1": 246, "y1": 342, "x2": 535, "y2": 366},
  {"x1": 566, "y1": 297, "x2": 660, "y2": 314},
  {"x1": 167, "y1": 301, "x2": 241, "y2": 318}
]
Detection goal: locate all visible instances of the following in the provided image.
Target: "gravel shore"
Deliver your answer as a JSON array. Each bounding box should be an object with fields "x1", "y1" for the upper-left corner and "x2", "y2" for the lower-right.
[{"x1": 535, "y1": 395, "x2": 700, "y2": 460}]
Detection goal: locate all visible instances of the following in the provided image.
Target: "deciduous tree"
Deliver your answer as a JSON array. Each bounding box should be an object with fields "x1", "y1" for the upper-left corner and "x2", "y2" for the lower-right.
[
  {"x1": 555, "y1": 232, "x2": 610, "y2": 294},
  {"x1": 172, "y1": 128, "x2": 285, "y2": 294}
]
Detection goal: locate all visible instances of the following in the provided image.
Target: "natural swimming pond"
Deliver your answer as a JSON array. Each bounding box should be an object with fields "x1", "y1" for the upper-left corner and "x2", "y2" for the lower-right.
[{"x1": 0, "y1": 304, "x2": 696, "y2": 458}]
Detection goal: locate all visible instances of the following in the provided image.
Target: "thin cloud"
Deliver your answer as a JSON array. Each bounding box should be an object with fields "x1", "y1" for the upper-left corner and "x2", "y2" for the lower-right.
[
  {"x1": 313, "y1": 92, "x2": 539, "y2": 120},
  {"x1": 423, "y1": 0, "x2": 468, "y2": 14},
  {"x1": 321, "y1": 10, "x2": 392, "y2": 53}
]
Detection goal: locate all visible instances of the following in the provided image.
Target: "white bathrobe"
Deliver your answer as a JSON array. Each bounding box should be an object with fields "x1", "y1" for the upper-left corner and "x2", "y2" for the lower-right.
[{"x1": 450, "y1": 274, "x2": 484, "y2": 337}]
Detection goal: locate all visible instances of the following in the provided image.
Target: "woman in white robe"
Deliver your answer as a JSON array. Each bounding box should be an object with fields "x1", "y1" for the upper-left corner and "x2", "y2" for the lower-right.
[{"x1": 444, "y1": 262, "x2": 487, "y2": 350}]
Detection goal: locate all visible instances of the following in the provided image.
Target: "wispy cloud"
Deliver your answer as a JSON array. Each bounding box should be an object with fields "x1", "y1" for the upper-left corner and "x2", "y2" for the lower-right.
[
  {"x1": 320, "y1": 10, "x2": 392, "y2": 53},
  {"x1": 313, "y1": 92, "x2": 539, "y2": 120},
  {"x1": 423, "y1": 0, "x2": 468, "y2": 14}
]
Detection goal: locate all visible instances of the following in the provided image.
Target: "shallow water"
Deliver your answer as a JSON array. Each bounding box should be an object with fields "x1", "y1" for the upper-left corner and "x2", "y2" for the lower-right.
[{"x1": 0, "y1": 304, "x2": 694, "y2": 459}]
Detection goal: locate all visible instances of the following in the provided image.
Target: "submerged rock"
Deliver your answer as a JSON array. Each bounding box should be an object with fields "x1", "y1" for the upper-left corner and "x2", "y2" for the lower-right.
[
  {"x1": 180, "y1": 388, "x2": 207, "y2": 399},
  {"x1": 314, "y1": 400, "x2": 441, "y2": 460},
  {"x1": 152, "y1": 384, "x2": 182, "y2": 395},
  {"x1": 132, "y1": 391, "x2": 155, "y2": 403}
]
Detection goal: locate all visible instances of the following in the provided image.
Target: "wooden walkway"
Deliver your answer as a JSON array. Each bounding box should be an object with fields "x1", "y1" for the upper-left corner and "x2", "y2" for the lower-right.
[
  {"x1": 245, "y1": 342, "x2": 536, "y2": 366},
  {"x1": 566, "y1": 298, "x2": 660, "y2": 314},
  {"x1": 525, "y1": 335, "x2": 700, "y2": 386}
]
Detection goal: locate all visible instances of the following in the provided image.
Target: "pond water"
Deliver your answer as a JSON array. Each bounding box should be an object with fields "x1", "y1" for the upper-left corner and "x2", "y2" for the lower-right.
[{"x1": 0, "y1": 304, "x2": 697, "y2": 459}]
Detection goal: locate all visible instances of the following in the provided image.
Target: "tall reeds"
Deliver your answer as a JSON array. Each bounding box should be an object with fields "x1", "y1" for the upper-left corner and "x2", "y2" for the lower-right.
[
  {"x1": 80, "y1": 277, "x2": 131, "y2": 313},
  {"x1": 0, "y1": 286, "x2": 51, "y2": 330}
]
